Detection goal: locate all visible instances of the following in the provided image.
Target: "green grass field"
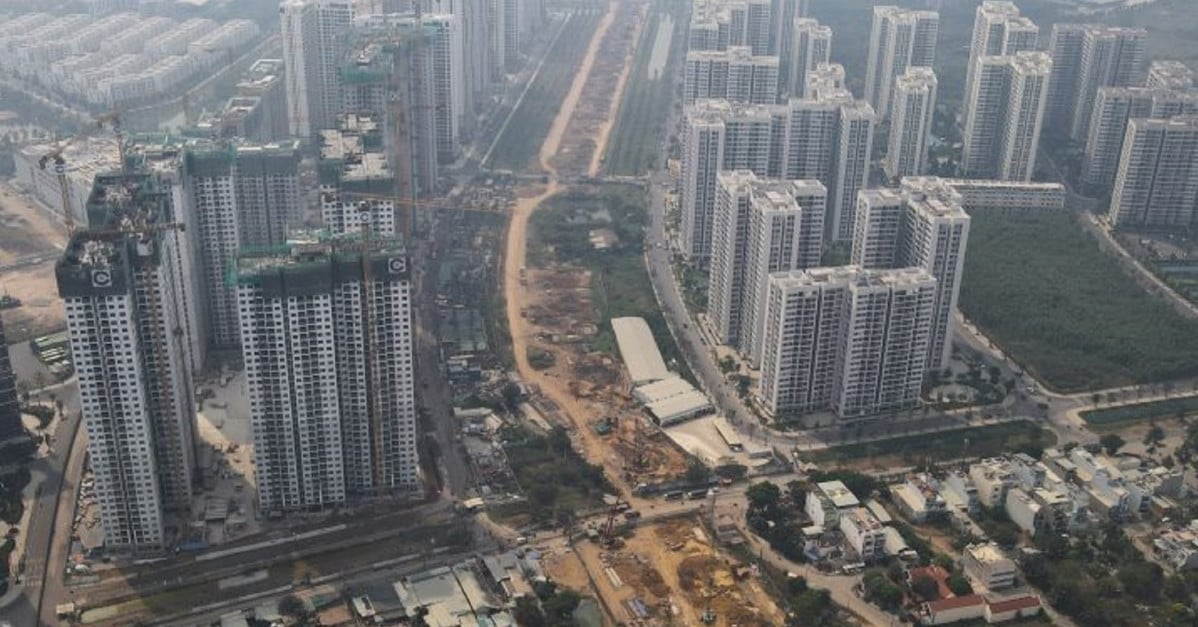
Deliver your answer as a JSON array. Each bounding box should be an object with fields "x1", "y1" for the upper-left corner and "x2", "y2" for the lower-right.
[
  {"x1": 959, "y1": 210, "x2": 1198, "y2": 393},
  {"x1": 603, "y1": 0, "x2": 688, "y2": 175},
  {"x1": 1081, "y1": 395, "x2": 1198, "y2": 426},
  {"x1": 488, "y1": 11, "x2": 602, "y2": 170}
]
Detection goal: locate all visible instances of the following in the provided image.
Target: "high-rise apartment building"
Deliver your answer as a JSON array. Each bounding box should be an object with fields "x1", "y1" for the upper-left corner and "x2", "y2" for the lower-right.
[
  {"x1": 741, "y1": 178, "x2": 825, "y2": 367},
  {"x1": 340, "y1": 16, "x2": 440, "y2": 197},
  {"x1": 963, "y1": 1, "x2": 1038, "y2": 108},
  {"x1": 319, "y1": 115, "x2": 398, "y2": 236},
  {"x1": 803, "y1": 62, "x2": 845, "y2": 99},
  {"x1": 853, "y1": 178, "x2": 970, "y2": 372},
  {"x1": 961, "y1": 51, "x2": 1052, "y2": 181},
  {"x1": 1109, "y1": 116, "x2": 1198, "y2": 230},
  {"x1": 771, "y1": 0, "x2": 815, "y2": 94},
  {"x1": 281, "y1": 0, "x2": 353, "y2": 138},
  {"x1": 758, "y1": 266, "x2": 936, "y2": 419},
  {"x1": 782, "y1": 87, "x2": 875, "y2": 243},
  {"x1": 177, "y1": 140, "x2": 301, "y2": 350},
  {"x1": 236, "y1": 59, "x2": 289, "y2": 141},
  {"x1": 709, "y1": 172, "x2": 823, "y2": 348},
  {"x1": 684, "y1": 47, "x2": 780, "y2": 106},
  {"x1": 1044, "y1": 25, "x2": 1147, "y2": 141},
  {"x1": 781, "y1": 17, "x2": 830, "y2": 98},
  {"x1": 884, "y1": 67, "x2": 937, "y2": 180},
  {"x1": 0, "y1": 315, "x2": 22, "y2": 440},
  {"x1": 680, "y1": 99, "x2": 786, "y2": 259},
  {"x1": 1081, "y1": 86, "x2": 1198, "y2": 192},
  {"x1": 830, "y1": 100, "x2": 877, "y2": 242},
  {"x1": 1146, "y1": 60, "x2": 1195, "y2": 90},
  {"x1": 236, "y1": 234, "x2": 418, "y2": 513},
  {"x1": 863, "y1": 6, "x2": 938, "y2": 120},
  {"x1": 56, "y1": 173, "x2": 201, "y2": 553},
  {"x1": 689, "y1": 0, "x2": 771, "y2": 55}
]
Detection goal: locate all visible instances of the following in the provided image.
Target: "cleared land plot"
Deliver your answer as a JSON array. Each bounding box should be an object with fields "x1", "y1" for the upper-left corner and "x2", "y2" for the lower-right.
[
  {"x1": 488, "y1": 11, "x2": 603, "y2": 171},
  {"x1": 528, "y1": 185, "x2": 688, "y2": 377},
  {"x1": 1081, "y1": 395, "x2": 1198, "y2": 427},
  {"x1": 603, "y1": 0, "x2": 688, "y2": 175},
  {"x1": 808, "y1": 420, "x2": 1056, "y2": 467},
  {"x1": 959, "y1": 210, "x2": 1198, "y2": 393}
]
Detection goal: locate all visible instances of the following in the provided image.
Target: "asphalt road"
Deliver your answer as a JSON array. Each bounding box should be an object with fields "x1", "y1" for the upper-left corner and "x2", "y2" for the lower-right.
[
  {"x1": 0, "y1": 378, "x2": 83, "y2": 627},
  {"x1": 413, "y1": 210, "x2": 473, "y2": 498}
]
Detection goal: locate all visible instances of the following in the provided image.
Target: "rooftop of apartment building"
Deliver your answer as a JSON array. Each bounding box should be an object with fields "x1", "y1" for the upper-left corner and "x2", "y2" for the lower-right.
[
  {"x1": 237, "y1": 58, "x2": 283, "y2": 90},
  {"x1": 816, "y1": 480, "x2": 861, "y2": 509},
  {"x1": 965, "y1": 542, "x2": 1011, "y2": 565},
  {"x1": 234, "y1": 231, "x2": 408, "y2": 294}
]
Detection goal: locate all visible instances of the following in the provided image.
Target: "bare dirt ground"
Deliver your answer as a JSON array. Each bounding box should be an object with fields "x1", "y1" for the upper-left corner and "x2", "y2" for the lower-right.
[
  {"x1": 563, "y1": 519, "x2": 785, "y2": 626},
  {"x1": 0, "y1": 181, "x2": 70, "y2": 340},
  {"x1": 551, "y1": 0, "x2": 646, "y2": 177}
]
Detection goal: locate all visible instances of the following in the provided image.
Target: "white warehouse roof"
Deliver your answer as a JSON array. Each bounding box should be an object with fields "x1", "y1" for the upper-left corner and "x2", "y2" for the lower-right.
[
  {"x1": 648, "y1": 390, "x2": 713, "y2": 426},
  {"x1": 611, "y1": 317, "x2": 671, "y2": 385},
  {"x1": 633, "y1": 376, "x2": 694, "y2": 404}
]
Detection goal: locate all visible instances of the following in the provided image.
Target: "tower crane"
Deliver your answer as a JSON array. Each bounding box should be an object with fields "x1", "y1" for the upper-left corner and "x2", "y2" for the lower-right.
[{"x1": 37, "y1": 111, "x2": 126, "y2": 236}]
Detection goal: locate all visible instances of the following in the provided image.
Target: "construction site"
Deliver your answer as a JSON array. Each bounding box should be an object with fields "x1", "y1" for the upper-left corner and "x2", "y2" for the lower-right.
[
  {"x1": 0, "y1": 181, "x2": 69, "y2": 342},
  {"x1": 544, "y1": 516, "x2": 785, "y2": 626}
]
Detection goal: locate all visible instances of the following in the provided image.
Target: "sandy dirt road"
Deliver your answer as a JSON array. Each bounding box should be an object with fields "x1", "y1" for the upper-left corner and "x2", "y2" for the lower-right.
[{"x1": 502, "y1": 3, "x2": 630, "y2": 485}]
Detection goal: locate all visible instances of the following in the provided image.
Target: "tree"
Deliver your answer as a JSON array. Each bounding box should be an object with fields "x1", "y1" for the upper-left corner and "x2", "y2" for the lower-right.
[
  {"x1": 1117, "y1": 561, "x2": 1163, "y2": 601},
  {"x1": 864, "y1": 572, "x2": 903, "y2": 610},
  {"x1": 1100, "y1": 433, "x2": 1126, "y2": 456},
  {"x1": 714, "y1": 464, "x2": 747, "y2": 481},
  {"x1": 683, "y1": 459, "x2": 709, "y2": 484},
  {"x1": 513, "y1": 597, "x2": 547, "y2": 627},
  {"x1": 911, "y1": 573, "x2": 939, "y2": 600},
  {"x1": 947, "y1": 573, "x2": 974, "y2": 596},
  {"x1": 1145, "y1": 424, "x2": 1166, "y2": 446},
  {"x1": 746, "y1": 481, "x2": 781, "y2": 510},
  {"x1": 501, "y1": 382, "x2": 523, "y2": 409},
  {"x1": 277, "y1": 594, "x2": 307, "y2": 620},
  {"x1": 542, "y1": 588, "x2": 581, "y2": 622}
]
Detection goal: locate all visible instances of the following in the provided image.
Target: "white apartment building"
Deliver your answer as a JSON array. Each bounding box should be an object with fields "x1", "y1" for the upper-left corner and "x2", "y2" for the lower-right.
[
  {"x1": 1043, "y1": 23, "x2": 1088, "y2": 131},
  {"x1": 282, "y1": 0, "x2": 354, "y2": 138},
  {"x1": 863, "y1": 6, "x2": 939, "y2": 120},
  {"x1": 237, "y1": 235, "x2": 419, "y2": 513},
  {"x1": 830, "y1": 100, "x2": 876, "y2": 243},
  {"x1": 1045, "y1": 24, "x2": 1146, "y2": 141},
  {"x1": 1109, "y1": 116, "x2": 1198, "y2": 229},
  {"x1": 884, "y1": 67, "x2": 937, "y2": 180},
  {"x1": 836, "y1": 267, "x2": 935, "y2": 418},
  {"x1": 680, "y1": 99, "x2": 786, "y2": 259},
  {"x1": 759, "y1": 267, "x2": 852, "y2": 416},
  {"x1": 909, "y1": 177, "x2": 1065, "y2": 211},
  {"x1": 1070, "y1": 26, "x2": 1147, "y2": 142},
  {"x1": 742, "y1": 179, "x2": 825, "y2": 366},
  {"x1": 684, "y1": 47, "x2": 780, "y2": 106},
  {"x1": 962, "y1": 51, "x2": 1052, "y2": 181},
  {"x1": 1082, "y1": 86, "x2": 1198, "y2": 192},
  {"x1": 781, "y1": 17, "x2": 831, "y2": 98},
  {"x1": 1147, "y1": 59, "x2": 1195, "y2": 90},
  {"x1": 853, "y1": 179, "x2": 970, "y2": 371},
  {"x1": 963, "y1": 2, "x2": 1038, "y2": 109},
  {"x1": 178, "y1": 140, "x2": 302, "y2": 349},
  {"x1": 420, "y1": 14, "x2": 467, "y2": 163},
  {"x1": 759, "y1": 266, "x2": 935, "y2": 419},
  {"x1": 840, "y1": 507, "x2": 887, "y2": 562},
  {"x1": 709, "y1": 172, "x2": 823, "y2": 350},
  {"x1": 56, "y1": 173, "x2": 201, "y2": 554},
  {"x1": 803, "y1": 62, "x2": 845, "y2": 99}
]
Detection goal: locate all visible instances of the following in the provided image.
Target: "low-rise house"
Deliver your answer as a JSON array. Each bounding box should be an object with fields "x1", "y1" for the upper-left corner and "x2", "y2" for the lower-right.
[
  {"x1": 1153, "y1": 520, "x2": 1198, "y2": 572},
  {"x1": 970, "y1": 459, "x2": 1018, "y2": 509},
  {"x1": 962, "y1": 542, "x2": 1016, "y2": 591},
  {"x1": 805, "y1": 480, "x2": 860, "y2": 527},
  {"x1": 839, "y1": 507, "x2": 886, "y2": 562}
]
